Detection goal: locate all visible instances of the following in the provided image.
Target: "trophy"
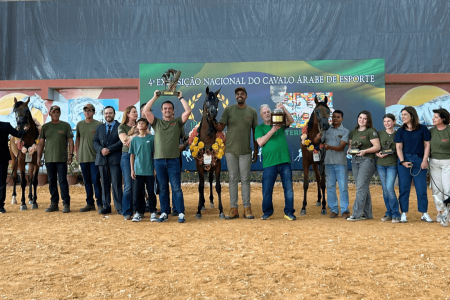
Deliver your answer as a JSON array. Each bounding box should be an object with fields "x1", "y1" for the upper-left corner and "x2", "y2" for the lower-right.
[
  {"x1": 381, "y1": 140, "x2": 395, "y2": 155},
  {"x1": 349, "y1": 141, "x2": 362, "y2": 155},
  {"x1": 270, "y1": 85, "x2": 287, "y2": 126},
  {"x1": 156, "y1": 69, "x2": 181, "y2": 96}
]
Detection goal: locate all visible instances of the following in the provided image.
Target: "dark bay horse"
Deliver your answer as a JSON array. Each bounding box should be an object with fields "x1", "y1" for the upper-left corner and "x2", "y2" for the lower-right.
[
  {"x1": 300, "y1": 96, "x2": 330, "y2": 215},
  {"x1": 9, "y1": 98, "x2": 40, "y2": 210},
  {"x1": 194, "y1": 87, "x2": 225, "y2": 219}
]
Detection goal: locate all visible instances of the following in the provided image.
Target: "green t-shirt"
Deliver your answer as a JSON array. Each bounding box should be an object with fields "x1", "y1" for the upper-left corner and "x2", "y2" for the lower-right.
[
  {"x1": 129, "y1": 134, "x2": 155, "y2": 176},
  {"x1": 349, "y1": 127, "x2": 379, "y2": 159},
  {"x1": 76, "y1": 120, "x2": 101, "y2": 163},
  {"x1": 219, "y1": 104, "x2": 258, "y2": 155},
  {"x1": 429, "y1": 126, "x2": 450, "y2": 159},
  {"x1": 40, "y1": 121, "x2": 74, "y2": 163},
  {"x1": 118, "y1": 124, "x2": 132, "y2": 153},
  {"x1": 255, "y1": 124, "x2": 291, "y2": 168},
  {"x1": 152, "y1": 116, "x2": 184, "y2": 159},
  {"x1": 376, "y1": 129, "x2": 398, "y2": 166}
]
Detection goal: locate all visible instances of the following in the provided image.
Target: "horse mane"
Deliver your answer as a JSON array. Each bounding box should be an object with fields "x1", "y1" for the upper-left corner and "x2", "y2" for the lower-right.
[{"x1": 307, "y1": 101, "x2": 329, "y2": 131}]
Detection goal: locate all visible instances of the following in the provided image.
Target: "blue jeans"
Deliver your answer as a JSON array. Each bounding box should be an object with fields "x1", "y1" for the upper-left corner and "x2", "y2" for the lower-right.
[
  {"x1": 46, "y1": 162, "x2": 70, "y2": 205},
  {"x1": 398, "y1": 154, "x2": 428, "y2": 213},
  {"x1": 262, "y1": 163, "x2": 294, "y2": 216},
  {"x1": 351, "y1": 157, "x2": 375, "y2": 219},
  {"x1": 376, "y1": 165, "x2": 400, "y2": 218},
  {"x1": 80, "y1": 162, "x2": 102, "y2": 207},
  {"x1": 325, "y1": 164, "x2": 349, "y2": 214},
  {"x1": 120, "y1": 152, "x2": 133, "y2": 216},
  {"x1": 154, "y1": 158, "x2": 185, "y2": 215}
]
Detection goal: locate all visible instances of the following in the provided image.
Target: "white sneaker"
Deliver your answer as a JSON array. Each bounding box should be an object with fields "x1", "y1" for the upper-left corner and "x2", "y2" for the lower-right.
[
  {"x1": 150, "y1": 212, "x2": 157, "y2": 222},
  {"x1": 400, "y1": 212, "x2": 407, "y2": 223},
  {"x1": 131, "y1": 213, "x2": 142, "y2": 222},
  {"x1": 421, "y1": 212, "x2": 433, "y2": 223},
  {"x1": 436, "y1": 213, "x2": 442, "y2": 223}
]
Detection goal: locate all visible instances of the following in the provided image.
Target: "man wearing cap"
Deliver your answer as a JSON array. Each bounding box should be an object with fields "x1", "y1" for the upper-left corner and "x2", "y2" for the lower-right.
[
  {"x1": 213, "y1": 87, "x2": 259, "y2": 219},
  {"x1": 75, "y1": 104, "x2": 103, "y2": 213},
  {"x1": 93, "y1": 106, "x2": 123, "y2": 215},
  {"x1": 37, "y1": 105, "x2": 74, "y2": 213}
]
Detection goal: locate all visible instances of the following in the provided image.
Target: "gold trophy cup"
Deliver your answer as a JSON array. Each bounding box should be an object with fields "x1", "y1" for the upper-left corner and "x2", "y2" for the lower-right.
[{"x1": 156, "y1": 69, "x2": 181, "y2": 96}]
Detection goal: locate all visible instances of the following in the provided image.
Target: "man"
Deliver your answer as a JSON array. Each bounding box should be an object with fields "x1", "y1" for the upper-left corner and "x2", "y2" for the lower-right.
[
  {"x1": 213, "y1": 87, "x2": 258, "y2": 219},
  {"x1": 314, "y1": 110, "x2": 350, "y2": 219},
  {"x1": 37, "y1": 105, "x2": 74, "y2": 213},
  {"x1": 75, "y1": 104, "x2": 102, "y2": 213},
  {"x1": 255, "y1": 103, "x2": 296, "y2": 220},
  {"x1": 93, "y1": 106, "x2": 123, "y2": 214},
  {"x1": 143, "y1": 90, "x2": 191, "y2": 223}
]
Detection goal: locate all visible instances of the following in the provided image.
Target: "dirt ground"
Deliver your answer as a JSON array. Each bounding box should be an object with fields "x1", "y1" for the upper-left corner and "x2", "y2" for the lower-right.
[{"x1": 1, "y1": 183, "x2": 450, "y2": 300}]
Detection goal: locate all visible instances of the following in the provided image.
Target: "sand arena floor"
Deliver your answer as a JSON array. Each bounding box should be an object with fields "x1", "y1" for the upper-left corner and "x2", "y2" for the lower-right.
[{"x1": 1, "y1": 183, "x2": 450, "y2": 299}]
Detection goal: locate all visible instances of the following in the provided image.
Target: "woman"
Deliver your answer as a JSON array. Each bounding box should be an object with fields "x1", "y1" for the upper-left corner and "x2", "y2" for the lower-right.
[
  {"x1": 428, "y1": 108, "x2": 450, "y2": 224},
  {"x1": 375, "y1": 113, "x2": 400, "y2": 223},
  {"x1": 347, "y1": 111, "x2": 380, "y2": 221},
  {"x1": 118, "y1": 106, "x2": 138, "y2": 220},
  {"x1": 395, "y1": 106, "x2": 432, "y2": 223}
]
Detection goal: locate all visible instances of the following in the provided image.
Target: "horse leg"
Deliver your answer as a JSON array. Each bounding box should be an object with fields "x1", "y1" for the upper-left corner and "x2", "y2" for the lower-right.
[
  {"x1": 320, "y1": 166, "x2": 326, "y2": 215},
  {"x1": 312, "y1": 164, "x2": 326, "y2": 215},
  {"x1": 301, "y1": 164, "x2": 309, "y2": 215},
  {"x1": 215, "y1": 162, "x2": 224, "y2": 219},
  {"x1": 209, "y1": 169, "x2": 215, "y2": 209},
  {"x1": 31, "y1": 166, "x2": 39, "y2": 209},
  {"x1": 19, "y1": 166, "x2": 27, "y2": 210},
  {"x1": 11, "y1": 162, "x2": 18, "y2": 205},
  {"x1": 28, "y1": 164, "x2": 34, "y2": 204},
  {"x1": 195, "y1": 167, "x2": 206, "y2": 219}
]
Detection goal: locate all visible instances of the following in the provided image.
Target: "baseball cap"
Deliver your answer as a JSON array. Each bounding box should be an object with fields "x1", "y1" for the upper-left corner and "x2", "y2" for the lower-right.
[
  {"x1": 83, "y1": 103, "x2": 95, "y2": 111},
  {"x1": 235, "y1": 87, "x2": 247, "y2": 95},
  {"x1": 49, "y1": 105, "x2": 60, "y2": 112}
]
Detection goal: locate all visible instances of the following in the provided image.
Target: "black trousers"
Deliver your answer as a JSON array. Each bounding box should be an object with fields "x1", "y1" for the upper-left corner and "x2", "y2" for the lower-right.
[
  {"x1": 46, "y1": 162, "x2": 70, "y2": 205},
  {"x1": 133, "y1": 175, "x2": 155, "y2": 214},
  {"x1": 0, "y1": 163, "x2": 8, "y2": 208},
  {"x1": 98, "y1": 164, "x2": 123, "y2": 212}
]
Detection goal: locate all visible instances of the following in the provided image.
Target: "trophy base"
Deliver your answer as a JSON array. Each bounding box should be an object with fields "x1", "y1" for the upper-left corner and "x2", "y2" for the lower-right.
[
  {"x1": 381, "y1": 149, "x2": 394, "y2": 155},
  {"x1": 156, "y1": 91, "x2": 178, "y2": 96},
  {"x1": 348, "y1": 149, "x2": 360, "y2": 155}
]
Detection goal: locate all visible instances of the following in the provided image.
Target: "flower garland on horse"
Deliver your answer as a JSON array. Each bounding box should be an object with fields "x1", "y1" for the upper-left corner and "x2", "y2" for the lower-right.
[{"x1": 188, "y1": 123, "x2": 226, "y2": 171}]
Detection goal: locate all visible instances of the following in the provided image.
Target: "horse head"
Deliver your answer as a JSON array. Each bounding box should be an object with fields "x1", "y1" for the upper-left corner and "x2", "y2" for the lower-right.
[
  {"x1": 13, "y1": 97, "x2": 32, "y2": 131},
  {"x1": 312, "y1": 95, "x2": 331, "y2": 132},
  {"x1": 204, "y1": 86, "x2": 221, "y2": 120}
]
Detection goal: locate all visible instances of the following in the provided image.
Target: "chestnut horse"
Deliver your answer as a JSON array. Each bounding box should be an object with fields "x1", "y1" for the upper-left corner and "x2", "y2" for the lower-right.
[
  {"x1": 9, "y1": 98, "x2": 40, "y2": 210},
  {"x1": 300, "y1": 96, "x2": 330, "y2": 215},
  {"x1": 194, "y1": 87, "x2": 225, "y2": 219}
]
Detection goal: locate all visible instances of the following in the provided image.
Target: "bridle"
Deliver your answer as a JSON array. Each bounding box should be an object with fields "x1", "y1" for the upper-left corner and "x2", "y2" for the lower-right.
[
  {"x1": 314, "y1": 104, "x2": 330, "y2": 135},
  {"x1": 14, "y1": 104, "x2": 31, "y2": 131}
]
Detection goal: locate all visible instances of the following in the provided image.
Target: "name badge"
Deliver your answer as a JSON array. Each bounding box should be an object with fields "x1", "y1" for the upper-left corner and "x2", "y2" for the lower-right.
[
  {"x1": 25, "y1": 153, "x2": 32, "y2": 163},
  {"x1": 313, "y1": 152, "x2": 320, "y2": 162},
  {"x1": 204, "y1": 154, "x2": 212, "y2": 165}
]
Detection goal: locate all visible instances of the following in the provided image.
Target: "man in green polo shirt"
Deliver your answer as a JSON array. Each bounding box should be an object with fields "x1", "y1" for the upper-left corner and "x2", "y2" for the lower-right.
[
  {"x1": 255, "y1": 103, "x2": 296, "y2": 220},
  {"x1": 37, "y1": 105, "x2": 74, "y2": 213}
]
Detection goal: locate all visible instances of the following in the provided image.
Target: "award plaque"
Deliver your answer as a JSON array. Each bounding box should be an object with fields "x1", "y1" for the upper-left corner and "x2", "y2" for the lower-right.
[
  {"x1": 381, "y1": 141, "x2": 395, "y2": 155},
  {"x1": 156, "y1": 69, "x2": 181, "y2": 96},
  {"x1": 349, "y1": 141, "x2": 362, "y2": 155}
]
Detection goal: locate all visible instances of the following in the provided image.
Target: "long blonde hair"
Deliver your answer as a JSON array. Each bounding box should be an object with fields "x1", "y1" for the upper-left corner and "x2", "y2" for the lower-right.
[{"x1": 121, "y1": 105, "x2": 137, "y2": 125}]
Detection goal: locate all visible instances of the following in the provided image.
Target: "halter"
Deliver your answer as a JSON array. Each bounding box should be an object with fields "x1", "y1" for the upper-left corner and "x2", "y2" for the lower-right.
[
  {"x1": 14, "y1": 103, "x2": 31, "y2": 129},
  {"x1": 314, "y1": 104, "x2": 330, "y2": 135}
]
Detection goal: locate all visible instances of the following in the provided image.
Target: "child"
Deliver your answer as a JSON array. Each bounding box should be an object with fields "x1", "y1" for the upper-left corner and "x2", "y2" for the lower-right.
[{"x1": 129, "y1": 118, "x2": 156, "y2": 222}]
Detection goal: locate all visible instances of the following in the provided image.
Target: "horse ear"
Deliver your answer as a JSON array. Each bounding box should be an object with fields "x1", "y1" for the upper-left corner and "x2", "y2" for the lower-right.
[
  {"x1": 206, "y1": 86, "x2": 210, "y2": 95},
  {"x1": 25, "y1": 97, "x2": 30, "y2": 105},
  {"x1": 324, "y1": 96, "x2": 328, "y2": 104},
  {"x1": 14, "y1": 97, "x2": 17, "y2": 103},
  {"x1": 314, "y1": 95, "x2": 319, "y2": 104},
  {"x1": 214, "y1": 87, "x2": 222, "y2": 98}
]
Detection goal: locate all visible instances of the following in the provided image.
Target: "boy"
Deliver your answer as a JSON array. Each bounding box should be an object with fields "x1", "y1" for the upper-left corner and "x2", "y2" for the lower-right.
[{"x1": 129, "y1": 118, "x2": 156, "y2": 222}]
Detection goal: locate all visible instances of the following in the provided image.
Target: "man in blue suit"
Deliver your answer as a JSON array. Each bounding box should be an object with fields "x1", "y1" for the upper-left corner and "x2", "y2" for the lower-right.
[{"x1": 93, "y1": 106, "x2": 123, "y2": 214}]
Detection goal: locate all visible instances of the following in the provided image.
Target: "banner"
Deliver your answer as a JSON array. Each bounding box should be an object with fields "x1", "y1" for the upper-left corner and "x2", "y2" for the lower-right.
[{"x1": 140, "y1": 59, "x2": 385, "y2": 170}]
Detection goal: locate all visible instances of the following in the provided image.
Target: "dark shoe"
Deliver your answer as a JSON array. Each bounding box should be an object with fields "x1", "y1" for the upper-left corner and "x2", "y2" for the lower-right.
[
  {"x1": 171, "y1": 211, "x2": 179, "y2": 217},
  {"x1": 261, "y1": 214, "x2": 272, "y2": 220},
  {"x1": 124, "y1": 215, "x2": 132, "y2": 220},
  {"x1": 284, "y1": 213, "x2": 297, "y2": 221},
  {"x1": 0, "y1": 207, "x2": 6, "y2": 213},
  {"x1": 100, "y1": 207, "x2": 111, "y2": 214},
  {"x1": 79, "y1": 205, "x2": 95, "y2": 212},
  {"x1": 243, "y1": 207, "x2": 254, "y2": 219},
  {"x1": 330, "y1": 212, "x2": 338, "y2": 218},
  {"x1": 225, "y1": 207, "x2": 239, "y2": 219},
  {"x1": 341, "y1": 212, "x2": 350, "y2": 219},
  {"x1": 45, "y1": 203, "x2": 59, "y2": 212},
  {"x1": 97, "y1": 206, "x2": 103, "y2": 214},
  {"x1": 62, "y1": 204, "x2": 70, "y2": 213},
  {"x1": 157, "y1": 212, "x2": 169, "y2": 222}
]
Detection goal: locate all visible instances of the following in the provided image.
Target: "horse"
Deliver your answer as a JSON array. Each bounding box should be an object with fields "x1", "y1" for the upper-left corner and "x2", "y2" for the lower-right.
[
  {"x1": 192, "y1": 86, "x2": 225, "y2": 219},
  {"x1": 9, "y1": 98, "x2": 40, "y2": 210},
  {"x1": 300, "y1": 95, "x2": 331, "y2": 215}
]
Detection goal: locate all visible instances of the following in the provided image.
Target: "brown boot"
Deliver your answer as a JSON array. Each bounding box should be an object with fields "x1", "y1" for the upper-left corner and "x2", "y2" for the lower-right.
[
  {"x1": 243, "y1": 207, "x2": 255, "y2": 219},
  {"x1": 225, "y1": 207, "x2": 239, "y2": 219}
]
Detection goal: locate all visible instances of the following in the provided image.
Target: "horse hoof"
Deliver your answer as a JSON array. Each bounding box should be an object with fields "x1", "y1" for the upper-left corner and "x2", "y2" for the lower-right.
[
  {"x1": 315, "y1": 202, "x2": 321, "y2": 206},
  {"x1": 321, "y1": 209, "x2": 327, "y2": 215},
  {"x1": 20, "y1": 205, "x2": 27, "y2": 211},
  {"x1": 195, "y1": 213, "x2": 202, "y2": 219},
  {"x1": 219, "y1": 212, "x2": 225, "y2": 219},
  {"x1": 210, "y1": 203, "x2": 215, "y2": 209},
  {"x1": 31, "y1": 204, "x2": 38, "y2": 209},
  {"x1": 11, "y1": 197, "x2": 17, "y2": 205},
  {"x1": 201, "y1": 206, "x2": 205, "y2": 211},
  {"x1": 28, "y1": 200, "x2": 33, "y2": 205},
  {"x1": 300, "y1": 209, "x2": 306, "y2": 215}
]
